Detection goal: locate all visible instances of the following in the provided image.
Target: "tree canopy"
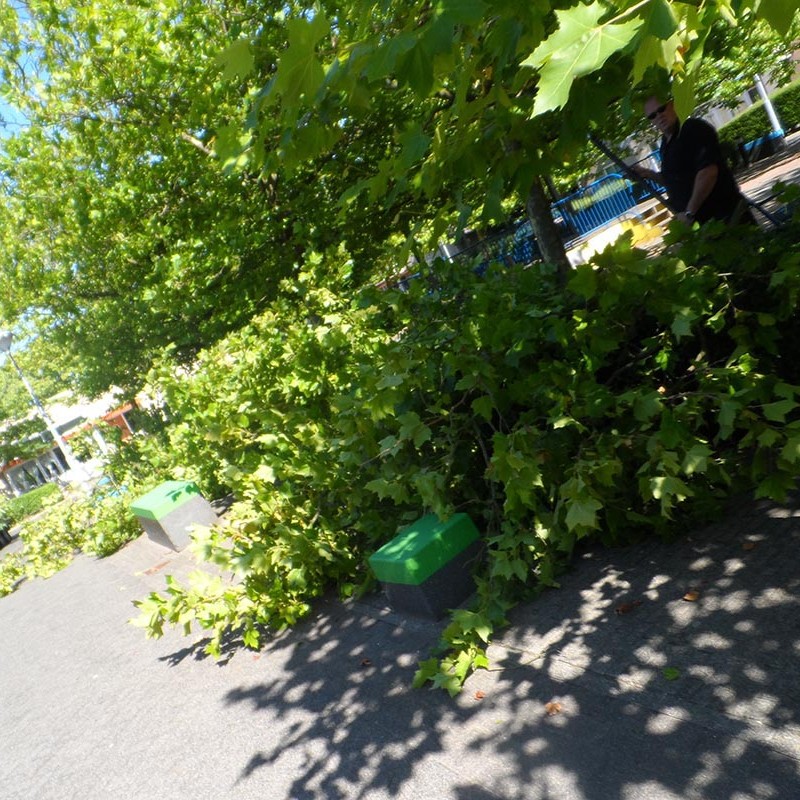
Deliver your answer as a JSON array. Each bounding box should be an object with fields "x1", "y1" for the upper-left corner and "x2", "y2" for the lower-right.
[{"x1": 0, "y1": 0, "x2": 796, "y2": 398}]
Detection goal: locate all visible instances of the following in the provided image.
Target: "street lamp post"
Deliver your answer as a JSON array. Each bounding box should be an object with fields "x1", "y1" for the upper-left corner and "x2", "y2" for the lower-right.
[
  {"x1": 753, "y1": 73, "x2": 785, "y2": 148},
  {"x1": 0, "y1": 330, "x2": 88, "y2": 482}
]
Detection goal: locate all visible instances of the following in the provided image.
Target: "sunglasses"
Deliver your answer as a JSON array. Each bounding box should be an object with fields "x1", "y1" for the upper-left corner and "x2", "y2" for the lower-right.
[{"x1": 647, "y1": 103, "x2": 669, "y2": 121}]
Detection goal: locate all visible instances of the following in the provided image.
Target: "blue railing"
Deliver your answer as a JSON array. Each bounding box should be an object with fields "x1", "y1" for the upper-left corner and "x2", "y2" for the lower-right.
[
  {"x1": 553, "y1": 174, "x2": 640, "y2": 237},
  {"x1": 389, "y1": 153, "x2": 668, "y2": 288},
  {"x1": 448, "y1": 172, "x2": 656, "y2": 276}
]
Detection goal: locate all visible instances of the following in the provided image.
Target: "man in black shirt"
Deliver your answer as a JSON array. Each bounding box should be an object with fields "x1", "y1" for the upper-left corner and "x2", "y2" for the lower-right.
[{"x1": 635, "y1": 96, "x2": 750, "y2": 225}]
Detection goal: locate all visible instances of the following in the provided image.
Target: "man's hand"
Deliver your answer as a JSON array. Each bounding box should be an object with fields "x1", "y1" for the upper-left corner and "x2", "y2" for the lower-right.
[{"x1": 675, "y1": 211, "x2": 696, "y2": 225}]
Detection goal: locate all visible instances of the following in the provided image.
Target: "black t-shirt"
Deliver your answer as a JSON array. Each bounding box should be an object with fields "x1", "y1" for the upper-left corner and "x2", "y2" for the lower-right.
[{"x1": 659, "y1": 118, "x2": 743, "y2": 223}]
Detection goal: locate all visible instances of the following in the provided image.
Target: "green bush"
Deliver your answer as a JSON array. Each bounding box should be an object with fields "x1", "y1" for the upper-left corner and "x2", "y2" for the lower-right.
[
  {"x1": 17, "y1": 496, "x2": 91, "y2": 580},
  {"x1": 0, "y1": 482, "x2": 143, "y2": 597},
  {"x1": 0, "y1": 503, "x2": 10, "y2": 532},
  {"x1": 0, "y1": 552, "x2": 25, "y2": 597},
  {"x1": 0, "y1": 482, "x2": 62, "y2": 526},
  {"x1": 133, "y1": 220, "x2": 800, "y2": 689},
  {"x1": 82, "y1": 494, "x2": 142, "y2": 558},
  {"x1": 718, "y1": 79, "x2": 800, "y2": 147}
]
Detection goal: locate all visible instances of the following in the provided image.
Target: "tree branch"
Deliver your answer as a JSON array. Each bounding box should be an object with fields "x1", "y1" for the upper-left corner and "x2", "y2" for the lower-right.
[{"x1": 180, "y1": 131, "x2": 213, "y2": 156}]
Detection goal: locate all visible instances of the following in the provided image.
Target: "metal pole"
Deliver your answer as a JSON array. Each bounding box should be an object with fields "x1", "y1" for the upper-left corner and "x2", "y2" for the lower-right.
[
  {"x1": 5, "y1": 351, "x2": 87, "y2": 478},
  {"x1": 754, "y1": 74, "x2": 785, "y2": 142}
]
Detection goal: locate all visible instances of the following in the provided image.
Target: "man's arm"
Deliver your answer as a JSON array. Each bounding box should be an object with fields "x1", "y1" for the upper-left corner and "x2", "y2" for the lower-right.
[{"x1": 677, "y1": 164, "x2": 719, "y2": 223}]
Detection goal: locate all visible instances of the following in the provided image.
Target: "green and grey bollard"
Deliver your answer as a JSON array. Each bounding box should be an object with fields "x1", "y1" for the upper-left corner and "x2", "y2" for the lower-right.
[
  {"x1": 130, "y1": 480, "x2": 217, "y2": 551},
  {"x1": 368, "y1": 513, "x2": 481, "y2": 618}
]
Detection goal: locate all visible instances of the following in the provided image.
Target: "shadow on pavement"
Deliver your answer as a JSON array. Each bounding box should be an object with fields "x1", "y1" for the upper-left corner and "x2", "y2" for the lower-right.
[
  {"x1": 158, "y1": 494, "x2": 800, "y2": 799},
  {"x1": 481, "y1": 494, "x2": 800, "y2": 799},
  {"x1": 221, "y1": 604, "x2": 461, "y2": 798}
]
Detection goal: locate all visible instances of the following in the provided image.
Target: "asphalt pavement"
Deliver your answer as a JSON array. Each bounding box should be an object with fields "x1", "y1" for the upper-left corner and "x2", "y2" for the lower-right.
[{"x1": 1, "y1": 488, "x2": 799, "y2": 800}]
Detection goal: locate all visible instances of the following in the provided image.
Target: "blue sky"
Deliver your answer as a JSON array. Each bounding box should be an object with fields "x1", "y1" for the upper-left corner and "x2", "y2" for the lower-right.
[
  {"x1": 0, "y1": 96, "x2": 27, "y2": 138},
  {"x1": 1, "y1": 1, "x2": 32, "y2": 139}
]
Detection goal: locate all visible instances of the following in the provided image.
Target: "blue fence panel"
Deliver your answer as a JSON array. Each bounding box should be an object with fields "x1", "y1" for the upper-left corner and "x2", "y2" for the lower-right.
[
  {"x1": 390, "y1": 153, "x2": 668, "y2": 289},
  {"x1": 553, "y1": 174, "x2": 641, "y2": 237}
]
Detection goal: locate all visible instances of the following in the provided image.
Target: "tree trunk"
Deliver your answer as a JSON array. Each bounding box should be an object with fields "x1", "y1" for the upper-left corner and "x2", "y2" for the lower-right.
[{"x1": 526, "y1": 177, "x2": 570, "y2": 286}]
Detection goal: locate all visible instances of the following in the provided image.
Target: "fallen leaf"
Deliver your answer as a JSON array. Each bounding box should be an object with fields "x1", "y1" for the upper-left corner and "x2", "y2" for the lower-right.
[
  {"x1": 360, "y1": 658, "x2": 372, "y2": 667},
  {"x1": 742, "y1": 541, "x2": 758, "y2": 551},
  {"x1": 545, "y1": 701, "x2": 563, "y2": 716},
  {"x1": 143, "y1": 560, "x2": 171, "y2": 576},
  {"x1": 662, "y1": 667, "x2": 681, "y2": 681},
  {"x1": 474, "y1": 690, "x2": 486, "y2": 700},
  {"x1": 615, "y1": 599, "x2": 642, "y2": 615},
  {"x1": 682, "y1": 589, "x2": 700, "y2": 602}
]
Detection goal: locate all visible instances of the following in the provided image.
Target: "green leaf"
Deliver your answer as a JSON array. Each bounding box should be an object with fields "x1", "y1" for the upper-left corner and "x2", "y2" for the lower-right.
[
  {"x1": 440, "y1": 0, "x2": 487, "y2": 27},
  {"x1": 755, "y1": 470, "x2": 795, "y2": 501},
  {"x1": 565, "y1": 494, "x2": 602, "y2": 531},
  {"x1": 758, "y1": 428, "x2": 781, "y2": 447},
  {"x1": 364, "y1": 33, "x2": 415, "y2": 81},
  {"x1": 718, "y1": 398, "x2": 739, "y2": 438},
  {"x1": 763, "y1": 399, "x2": 797, "y2": 423},
  {"x1": 253, "y1": 464, "x2": 276, "y2": 483},
  {"x1": 412, "y1": 657, "x2": 441, "y2": 688},
  {"x1": 214, "y1": 125, "x2": 252, "y2": 173},
  {"x1": 551, "y1": 415, "x2": 587, "y2": 431},
  {"x1": 672, "y1": 71, "x2": 696, "y2": 122},
  {"x1": 398, "y1": 124, "x2": 432, "y2": 168},
  {"x1": 682, "y1": 444, "x2": 711, "y2": 476},
  {"x1": 398, "y1": 41, "x2": 435, "y2": 97},
  {"x1": 757, "y1": 0, "x2": 797, "y2": 36},
  {"x1": 242, "y1": 628, "x2": 260, "y2": 649},
  {"x1": 217, "y1": 39, "x2": 255, "y2": 81},
  {"x1": 398, "y1": 411, "x2": 429, "y2": 446},
  {"x1": 662, "y1": 666, "x2": 681, "y2": 681},
  {"x1": 632, "y1": 35, "x2": 664, "y2": 84},
  {"x1": 650, "y1": 475, "x2": 694, "y2": 504},
  {"x1": 377, "y1": 373, "x2": 405, "y2": 389},
  {"x1": 568, "y1": 264, "x2": 597, "y2": 299},
  {"x1": 413, "y1": 424, "x2": 433, "y2": 448},
  {"x1": 640, "y1": 0, "x2": 679, "y2": 39},
  {"x1": 671, "y1": 307, "x2": 696, "y2": 340},
  {"x1": 523, "y1": 4, "x2": 643, "y2": 115},
  {"x1": 781, "y1": 434, "x2": 800, "y2": 464},
  {"x1": 634, "y1": 391, "x2": 663, "y2": 422},
  {"x1": 274, "y1": 14, "x2": 330, "y2": 103},
  {"x1": 472, "y1": 395, "x2": 494, "y2": 421}
]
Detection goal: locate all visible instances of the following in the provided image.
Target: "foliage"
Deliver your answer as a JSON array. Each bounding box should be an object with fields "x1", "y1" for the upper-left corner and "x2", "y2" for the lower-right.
[
  {"x1": 0, "y1": 1, "x2": 795, "y2": 395},
  {"x1": 693, "y1": 18, "x2": 800, "y2": 111},
  {"x1": 0, "y1": 0, "x2": 450, "y2": 394},
  {"x1": 0, "y1": 481, "x2": 62, "y2": 526},
  {"x1": 718, "y1": 79, "x2": 800, "y2": 146},
  {"x1": 0, "y1": 487, "x2": 143, "y2": 597},
  {"x1": 0, "y1": 417, "x2": 50, "y2": 466},
  {"x1": 66, "y1": 421, "x2": 121, "y2": 462},
  {"x1": 0, "y1": 335, "x2": 67, "y2": 425},
  {"x1": 221, "y1": 0, "x2": 796, "y2": 257},
  {"x1": 134, "y1": 218, "x2": 800, "y2": 688},
  {"x1": 0, "y1": 341, "x2": 69, "y2": 463},
  {"x1": 0, "y1": 552, "x2": 25, "y2": 596},
  {"x1": 81, "y1": 492, "x2": 142, "y2": 558},
  {"x1": 15, "y1": 493, "x2": 93, "y2": 580},
  {"x1": 0, "y1": 1, "x2": 294, "y2": 391}
]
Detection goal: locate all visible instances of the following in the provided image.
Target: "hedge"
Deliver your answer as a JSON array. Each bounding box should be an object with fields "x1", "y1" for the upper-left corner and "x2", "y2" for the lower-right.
[
  {"x1": 718, "y1": 79, "x2": 800, "y2": 147},
  {"x1": 0, "y1": 482, "x2": 62, "y2": 528}
]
